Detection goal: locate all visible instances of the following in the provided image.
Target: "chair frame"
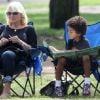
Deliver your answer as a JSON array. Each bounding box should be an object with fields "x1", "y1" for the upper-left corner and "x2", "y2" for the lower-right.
[
  {"x1": 10, "y1": 65, "x2": 35, "y2": 97},
  {"x1": 65, "y1": 71, "x2": 100, "y2": 96}
]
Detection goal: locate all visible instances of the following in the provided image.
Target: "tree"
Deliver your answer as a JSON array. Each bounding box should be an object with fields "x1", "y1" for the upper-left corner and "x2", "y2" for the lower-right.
[{"x1": 49, "y1": 0, "x2": 79, "y2": 29}]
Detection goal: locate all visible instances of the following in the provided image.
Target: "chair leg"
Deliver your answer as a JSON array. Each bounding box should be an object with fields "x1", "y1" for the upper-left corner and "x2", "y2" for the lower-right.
[
  {"x1": 11, "y1": 66, "x2": 35, "y2": 97},
  {"x1": 33, "y1": 68, "x2": 35, "y2": 95},
  {"x1": 22, "y1": 66, "x2": 35, "y2": 97},
  {"x1": 11, "y1": 79, "x2": 32, "y2": 97},
  {"x1": 67, "y1": 72, "x2": 83, "y2": 89},
  {"x1": 65, "y1": 71, "x2": 84, "y2": 95},
  {"x1": 22, "y1": 68, "x2": 32, "y2": 97},
  {"x1": 94, "y1": 81, "x2": 99, "y2": 96}
]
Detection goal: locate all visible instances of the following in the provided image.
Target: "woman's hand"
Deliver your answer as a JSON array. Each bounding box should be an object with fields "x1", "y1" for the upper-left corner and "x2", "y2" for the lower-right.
[
  {"x1": 9, "y1": 35, "x2": 21, "y2": 44},
  {"x1": 9, "y1": 35, "x2": 31, "y2": 52},
  {"x1": 0, "y1": 37, "x2": 9, "y2": 46}
]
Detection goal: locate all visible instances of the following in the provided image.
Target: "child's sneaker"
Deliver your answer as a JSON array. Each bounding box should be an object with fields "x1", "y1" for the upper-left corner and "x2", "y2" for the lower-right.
[
  {"x1": 54, "y1": 86, "x2": 63, "y2": 97},
  {"x1": 83, "y1": 83, "x2": 91, "y2": 96}
]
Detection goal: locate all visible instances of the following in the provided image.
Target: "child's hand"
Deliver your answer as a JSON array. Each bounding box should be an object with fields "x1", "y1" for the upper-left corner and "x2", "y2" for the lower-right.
[
  {"x1": 72, "y1": 47, "x2": 79, "y2": 51},
  {"x1": 49, "y1": 46, "x2": 60, "y2": 52}
]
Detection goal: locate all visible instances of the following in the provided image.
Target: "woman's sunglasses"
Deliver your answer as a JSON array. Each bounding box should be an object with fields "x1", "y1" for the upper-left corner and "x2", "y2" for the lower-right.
[{"x1": 6, "y1": 12, "x2": 19, "y2": 16}]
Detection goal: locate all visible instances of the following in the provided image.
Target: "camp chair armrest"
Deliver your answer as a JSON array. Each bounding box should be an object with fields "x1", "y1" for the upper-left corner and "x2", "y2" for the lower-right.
[
  {"x1": 52, "y1": 46, "x2": 100, "y2": 59},
  {"x1": 29, "y1": 48, "x2": 41, "y2": 58}
]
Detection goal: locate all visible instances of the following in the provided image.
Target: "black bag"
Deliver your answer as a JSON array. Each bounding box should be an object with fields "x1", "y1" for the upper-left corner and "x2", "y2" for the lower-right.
[{"x1": 40, "y1": 81, "x2": 70, "y2": 96}]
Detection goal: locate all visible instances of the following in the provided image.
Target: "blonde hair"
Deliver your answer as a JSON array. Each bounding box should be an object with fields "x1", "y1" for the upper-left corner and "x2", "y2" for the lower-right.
[{"x1": 5, "y1": 1, "x2": 28, "y2": 26}]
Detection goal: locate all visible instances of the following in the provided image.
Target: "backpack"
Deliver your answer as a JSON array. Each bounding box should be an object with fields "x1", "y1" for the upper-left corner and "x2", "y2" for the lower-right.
[{"x1": 40, "y1": 80, "x2": 79, "y2": 97}]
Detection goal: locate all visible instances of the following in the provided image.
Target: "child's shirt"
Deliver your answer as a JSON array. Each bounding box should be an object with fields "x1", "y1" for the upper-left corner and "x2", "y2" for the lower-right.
[{"x1": 66, "y1": 37, "x2": 90, "y2": 50}]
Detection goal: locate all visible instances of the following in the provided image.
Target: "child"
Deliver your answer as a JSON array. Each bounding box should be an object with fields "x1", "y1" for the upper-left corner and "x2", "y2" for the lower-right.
[{"x1": 54, "y1": 16, "x2": 91, "y2": 97}]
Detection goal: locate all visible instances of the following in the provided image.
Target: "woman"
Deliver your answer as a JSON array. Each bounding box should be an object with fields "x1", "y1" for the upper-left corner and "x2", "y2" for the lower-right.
[{"x1": 0, "y1": 1, "x2": 37, "y2": 98}]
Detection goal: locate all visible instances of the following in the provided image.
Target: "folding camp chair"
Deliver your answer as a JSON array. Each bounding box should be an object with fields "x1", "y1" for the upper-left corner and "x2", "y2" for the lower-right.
[
  {"x1": 11, "y1": 46, "x2": 47, "y2": 97},
  {"x1": 10, "y1": 59, "x2": 35, "y2": 97},
  {"x1": 8, "y1": 22, "x2": 36, "y2": 97},
  {"x1": 85, "y1": 22, "x2": 100, "y2": 96},
  {"x1": 0, "y1": 22, "x2": 44, "y2": 97},
  {"x1": 48, "y1": 22, "x2": 100, "y2": 96},
  {"x1": 10, "y1": 43, "x2": 49, "y2": 97},
  {"x1": 93, "y1": 60, "x2": 100, "y2": 96},
  {"x1": 64, "y1": 22, "x2": 100, "y2": 95},
  {"x1": 94, "y1": 69, "x2": 100, "y2": 96}
]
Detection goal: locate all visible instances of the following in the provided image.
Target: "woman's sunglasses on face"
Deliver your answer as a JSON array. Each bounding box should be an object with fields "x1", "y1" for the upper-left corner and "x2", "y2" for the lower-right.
[{"x1": 6, "y1": 12, "x2": 19, "y2": 16}]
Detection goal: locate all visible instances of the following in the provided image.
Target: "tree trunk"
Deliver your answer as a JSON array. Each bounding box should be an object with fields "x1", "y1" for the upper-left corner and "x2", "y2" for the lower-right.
[{"x1": 49, "y1": 0, "x2": 79, "y2": 29}]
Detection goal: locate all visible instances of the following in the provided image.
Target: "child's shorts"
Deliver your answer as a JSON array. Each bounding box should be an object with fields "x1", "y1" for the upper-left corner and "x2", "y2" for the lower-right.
[{"x1": 53, "y1": 57, "x2": 98, "y2": 75}]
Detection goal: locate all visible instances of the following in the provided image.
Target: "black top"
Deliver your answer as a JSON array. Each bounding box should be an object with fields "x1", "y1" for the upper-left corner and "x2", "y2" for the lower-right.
[
  {"x1": 66, "y1": 37, "x2": 90, "y2": 50},
  {"x1": 0, "y1": 25, "x2": 37, "y2": 49}
]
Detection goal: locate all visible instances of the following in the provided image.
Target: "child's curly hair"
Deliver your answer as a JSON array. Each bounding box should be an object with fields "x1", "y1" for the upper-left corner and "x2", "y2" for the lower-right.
[{"x1": 67, "y1": 16, "x2": 87, "y2": 35}]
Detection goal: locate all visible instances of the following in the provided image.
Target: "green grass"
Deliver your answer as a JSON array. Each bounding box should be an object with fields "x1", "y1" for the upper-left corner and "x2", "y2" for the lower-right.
[
  {"x1": 81, "y1": 14, "x2": 100, "y2": 24},
  {"x1": 80, "y1": 0, "x2": 100, "y2": 5},
  {"x1": 4, "y1": 74, "x2": 100, "y2": 100}
]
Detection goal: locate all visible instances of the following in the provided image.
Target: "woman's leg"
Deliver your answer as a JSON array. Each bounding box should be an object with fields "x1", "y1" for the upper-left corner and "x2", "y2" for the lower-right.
[
  {"x1": 1, "y1": 83, "x2": 11, "y2": 98},
  {"x1": 1, "y1": 50, "x2": 16, "y2": 76},
  {"x1": 0, "y1": 50, "x2": 16, "y2": 98}
]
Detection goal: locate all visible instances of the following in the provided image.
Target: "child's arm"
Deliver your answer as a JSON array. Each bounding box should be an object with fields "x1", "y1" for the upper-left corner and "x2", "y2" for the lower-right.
[
  {"x1": 72, "y1": 48, "x2": 79, "y2": 51},
  {"x1": 49, "y1": 46, "x2": 60, "y2": 52},
  {"x1": 49, "y1": 46, "x2": 80, "y2": 53}
]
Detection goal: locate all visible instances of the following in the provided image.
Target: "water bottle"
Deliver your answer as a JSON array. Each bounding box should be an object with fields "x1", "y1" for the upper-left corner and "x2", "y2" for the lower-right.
[{"x1": 33, "y1": 56, "x2": 42, "y2": 75}]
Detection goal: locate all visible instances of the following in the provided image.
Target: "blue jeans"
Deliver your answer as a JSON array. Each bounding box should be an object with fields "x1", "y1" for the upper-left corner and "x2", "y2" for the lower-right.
[{"x1": 0, "y1": 50, "x2": 26, "y2": 83}]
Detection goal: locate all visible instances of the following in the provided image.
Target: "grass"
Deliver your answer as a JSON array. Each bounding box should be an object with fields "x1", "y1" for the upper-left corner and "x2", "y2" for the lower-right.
[
  {"x1": 80, "y1": 0, "x2": 100, "y2": 6},
  {"x1": 4, "y1": 73, "x2": 100, "y2": 100}
]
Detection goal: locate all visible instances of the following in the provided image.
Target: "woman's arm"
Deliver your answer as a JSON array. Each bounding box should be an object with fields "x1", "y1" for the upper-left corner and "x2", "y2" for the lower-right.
[
  {"x1": 9, "y1": 26, "x2": 37, "y2": 52},
  {"x1": 18, "y1": 39, "x2": 32, "y2": 51},
  {"x1": 26, "y1": 26, "x2": 37, "y2": 48}
]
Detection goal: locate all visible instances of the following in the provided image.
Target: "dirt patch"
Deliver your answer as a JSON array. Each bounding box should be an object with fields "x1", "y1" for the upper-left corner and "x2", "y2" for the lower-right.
[
  {"x1": 37, "y1": 35, "x2": 64, "y2": 45},
  {"x1": 42, "y1": 57, "x2": 55, "y2": 74}
]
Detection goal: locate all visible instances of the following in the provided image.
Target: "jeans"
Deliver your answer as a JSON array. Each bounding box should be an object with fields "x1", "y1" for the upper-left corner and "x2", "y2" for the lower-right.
[{"x1": 0, "y1": 50, "x2": 26, "y2": 83}]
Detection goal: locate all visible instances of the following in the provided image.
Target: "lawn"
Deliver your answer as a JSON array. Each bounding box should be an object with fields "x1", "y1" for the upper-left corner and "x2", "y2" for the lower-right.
[
  {"x1": 80, "y1": 0, "x2": 100, "y2": 5},
  {"x1": 4, "y1": 74, "x2": 100, "y2": 100},
  {"x1": 0, "y1": 1, "x2": 100, "y2": 99}
]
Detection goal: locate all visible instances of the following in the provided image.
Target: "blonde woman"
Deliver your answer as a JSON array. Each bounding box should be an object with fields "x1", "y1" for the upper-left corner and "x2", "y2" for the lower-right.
[{"x1": 0, "y1": 1, "x2": 37, "y2": 98}]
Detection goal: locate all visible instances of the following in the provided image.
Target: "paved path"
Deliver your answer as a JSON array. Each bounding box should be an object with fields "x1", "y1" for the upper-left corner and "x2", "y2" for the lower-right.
[
  {"x1": 26, "y1": 6, "x2": 100, "y2": 14},
  {"x1": 80, "y1": 6, "x2": 100, "y2": 14},
  {"x1": 0, "y1": 0, "x2": 49, "y2": 3},
  {"x1": 0, "y1": 0, "x2": 100, "y2": 13}
]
